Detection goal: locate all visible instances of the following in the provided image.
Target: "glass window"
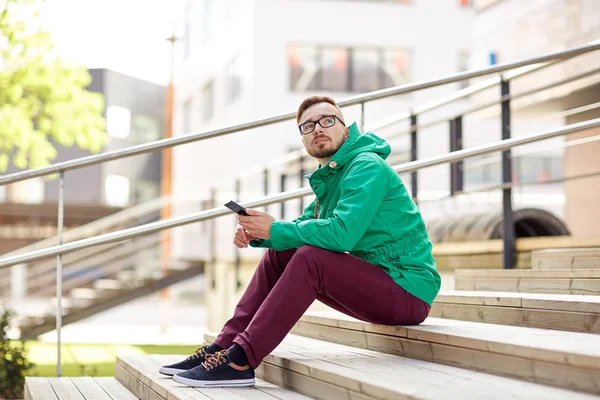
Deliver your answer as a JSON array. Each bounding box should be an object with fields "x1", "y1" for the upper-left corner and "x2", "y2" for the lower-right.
[
  {"x1": 319, "y1": 47, "x2": 348, "y2": 91},
  {"x1": 457, "y1": 50, "x2": 470, "y2": 89},
  {"x1": 202, "y1": 81, "x2": 214, "y2": 121},
  {"x1": 106, "y1": 105, "x2": 131, "y2": 138},
  {"x1": 131, "y1": 114, "x2": 162, "y2": 142},
  {"x1": 381, "y1": 49, "x2": 409, "y2": 88},
  {"x1": 289, "y1": 45, "x2": 319, "y2": 91},
  {"x1": 225, "y1": 56, "x2": 242, "y2": 103},
  {"x1": 105, "y1": 175, "x2": 130, "y2": 207},
  {"x1": 183, "y1": 99, "x2": 192, "y2": 134},
  {"x1": 10, "y1": 178, "x2": 44, "y2": 204},
  {"x1": 351, "y1": 48, "x2": 380, "y2": 92}
]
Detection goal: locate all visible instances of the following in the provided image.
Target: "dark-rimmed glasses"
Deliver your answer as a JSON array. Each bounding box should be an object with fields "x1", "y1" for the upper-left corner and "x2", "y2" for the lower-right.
[{"x1": 298, "y1": 115, "x2": 345, "y2": 136}]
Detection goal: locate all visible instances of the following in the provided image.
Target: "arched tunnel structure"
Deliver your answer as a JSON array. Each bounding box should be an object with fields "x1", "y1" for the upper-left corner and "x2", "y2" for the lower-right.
[{"x1": 426, "y1": 208, "x2": 570, "y2": 243}]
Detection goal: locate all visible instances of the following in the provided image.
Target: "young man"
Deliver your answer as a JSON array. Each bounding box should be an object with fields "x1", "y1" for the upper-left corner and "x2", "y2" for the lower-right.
[{"x1": 161, "y1": 96, "x2": 441, "y2": 388}]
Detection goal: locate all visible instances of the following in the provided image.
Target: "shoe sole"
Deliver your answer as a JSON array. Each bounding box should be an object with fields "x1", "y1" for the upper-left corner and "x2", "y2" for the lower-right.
[
  {"x1": 159, "y1": 367, "x2": 186, "y2": 376},
  {"x1": 173, "y1": 374, "x2": 255, "y2": 387}
]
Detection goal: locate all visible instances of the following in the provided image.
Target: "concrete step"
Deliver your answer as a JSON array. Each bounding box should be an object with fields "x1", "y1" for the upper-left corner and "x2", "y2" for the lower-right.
[
  {"x1": 291, "y1": 311, "x2": 600, "y2": 395},
  {"x1": 25, "y1": 377, "x2": 136, "y2": 400},
  {"x1": 532, "y1": 248, "x2": 600, "y2": 269},
  {"x1": 455, "y1": 268, "x2": 600, "y2": 294},
  {"x1": 116, "y1": 354, "x2": 313, "y2": 400},
  {"x1": 203, "y1": 332, "x2": 598, "y2": 400},
  {"x1": 431, "y1": 290, "x2": 600, "y2": 333}
]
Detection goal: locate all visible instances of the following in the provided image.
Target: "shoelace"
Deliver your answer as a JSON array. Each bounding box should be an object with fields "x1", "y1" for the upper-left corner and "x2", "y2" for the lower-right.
[
  {"x1": 201, "y1": 349, "x2": 230, "y2": 371},
  {"x1": 187, "y1": 345, "x2": 208, "y2": 360}
]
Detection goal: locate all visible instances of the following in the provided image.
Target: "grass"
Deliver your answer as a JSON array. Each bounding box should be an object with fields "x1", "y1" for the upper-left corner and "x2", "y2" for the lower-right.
[{"x1": 23, "y1": 342, "x2": 198, "y2": 377}]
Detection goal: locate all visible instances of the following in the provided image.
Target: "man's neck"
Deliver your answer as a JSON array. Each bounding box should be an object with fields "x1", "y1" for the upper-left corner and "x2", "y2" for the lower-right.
[{"x1": 318, "y1": 156, "x2": 332, "y2": 167}]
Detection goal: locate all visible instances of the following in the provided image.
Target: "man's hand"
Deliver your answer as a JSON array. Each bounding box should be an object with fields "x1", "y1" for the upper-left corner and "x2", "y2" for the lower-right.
[
  {"x1": 238, "y1": 209, "x2": 275, "y2": 241},
  {"x1": 233, "y1": 225, "x2": 256, "y2": 249}
]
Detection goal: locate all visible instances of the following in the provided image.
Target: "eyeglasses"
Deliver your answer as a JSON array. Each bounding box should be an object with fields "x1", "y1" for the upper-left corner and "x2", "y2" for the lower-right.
[{"x1": 298, "y1": 115, "x2": 345, "y2": 136}]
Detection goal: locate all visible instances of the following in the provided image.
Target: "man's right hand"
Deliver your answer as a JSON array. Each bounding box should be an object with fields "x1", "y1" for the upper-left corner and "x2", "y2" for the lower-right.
[{"x1": 233, "y1": 225, "x2": 256, "y2": 249}]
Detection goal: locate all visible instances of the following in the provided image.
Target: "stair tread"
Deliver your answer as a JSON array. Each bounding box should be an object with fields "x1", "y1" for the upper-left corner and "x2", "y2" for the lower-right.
[
  {"x1": 455, "y1": 269, "x2": 600, "y2": 278},
  {"x1": 25, "y1": 377, "x2": 136, "y2": 400},
  {"x1": 203, "y1": 333, "x2": 597, "y2": 400},
  {"x1": 301, "y1": 311, "x2": 600, "y2": 368},
  {"x1": 436, "y1": 290, "x2": 600, "y2": 313},
  {"x1": 117, "y1": 354, "x2": 314, "y2": 400}
]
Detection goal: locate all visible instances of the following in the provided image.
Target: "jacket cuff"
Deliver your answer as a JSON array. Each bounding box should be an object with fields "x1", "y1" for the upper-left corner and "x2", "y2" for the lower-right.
[{"x1": 270, "y1": 220, "x2": 291, "y2": 250}]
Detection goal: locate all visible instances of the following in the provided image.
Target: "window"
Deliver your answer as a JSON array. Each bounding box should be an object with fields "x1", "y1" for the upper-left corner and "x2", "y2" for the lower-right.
[
  {"x1": 465, "y1": 155, "x2": 562, "y2": 185},
  {"x1": 202, "y1": 81, "x2": 214, "y2": 121},
  {"x1": 457, "y1": 50, "x2": 470, "y2": 89},
  {"x1": 289, "y1": 44, "x2": 409, "y2": 92},
  {"x1": 105, "y1": 175, "x2": 130, "y2": 207},
  {"x1": 184, "y1": 0, "x2": 194, "y2": 59},
  {"x1": 106, "y1": 105, "x2": 131, "y2": 138},
  {"x1": 289, "y1": 45, "x2": 319, "y2": 91},
  {"x1": 225, "y1": 56, "x2": 242, "y2": 103},
  {"x1": 131, "y1": 114, "x2": 161, "y2": 142},
  {"x1": 10, "y1": 178, "x2": 44, "y2": 204},
  {"x1": 183, "y1": 99, "x2": 192, "y2": 134}
]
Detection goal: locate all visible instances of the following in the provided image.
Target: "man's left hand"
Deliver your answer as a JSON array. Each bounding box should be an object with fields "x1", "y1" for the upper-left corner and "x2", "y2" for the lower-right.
[{"x1": 238, "y1": 209, "x2": 275, "y2": 240}]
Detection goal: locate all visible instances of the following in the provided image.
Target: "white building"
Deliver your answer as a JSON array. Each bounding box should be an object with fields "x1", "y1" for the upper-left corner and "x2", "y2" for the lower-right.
[{"x1": 170, "y1": 0, "x2": 584, "y2": 261}]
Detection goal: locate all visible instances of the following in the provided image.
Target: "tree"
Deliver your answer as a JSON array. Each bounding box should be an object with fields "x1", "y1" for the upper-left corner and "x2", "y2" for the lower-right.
[
  {"x1": 0, "y1": 309, "x2": 34, "y2": 399},
  {"x1": 0, "y1": 0, "x2": 107, "y2": 173}
]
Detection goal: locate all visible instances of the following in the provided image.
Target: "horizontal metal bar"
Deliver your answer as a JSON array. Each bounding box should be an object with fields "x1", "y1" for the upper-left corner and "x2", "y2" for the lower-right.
[
  {"x1": 1, "y1": 41, "x2": 599, "y2": 187},
  {"x1": 0, "y1": 117, "x2": 598, "y2": 269},
  {"x1": 384, "y1": 67, "x2": 600, "y2": 143}
]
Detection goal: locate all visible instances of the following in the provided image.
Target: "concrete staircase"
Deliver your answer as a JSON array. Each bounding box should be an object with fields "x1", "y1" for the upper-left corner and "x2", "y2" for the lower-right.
[{"x1": 26, "y1": 247, "x2": 600, "y2": 399}]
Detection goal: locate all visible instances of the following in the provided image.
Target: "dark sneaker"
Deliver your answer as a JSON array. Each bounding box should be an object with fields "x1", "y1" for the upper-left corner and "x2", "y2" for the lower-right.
[
  {"x1": 159, "y1": 345, "x2": 210, "y2": 376},
  {"x1": 173, "y1": 349, "x2": 255, "y2": 388}
]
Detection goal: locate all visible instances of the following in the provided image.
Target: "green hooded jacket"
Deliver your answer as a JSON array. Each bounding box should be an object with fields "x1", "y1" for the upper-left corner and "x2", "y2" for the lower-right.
[{"x1": 251, "y1": 122, "x2": 441, "y2": 305}]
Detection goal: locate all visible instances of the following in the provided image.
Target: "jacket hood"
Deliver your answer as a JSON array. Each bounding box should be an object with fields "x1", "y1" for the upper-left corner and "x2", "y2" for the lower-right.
[
  {"x1": 333, "y1": 122, "x2": 391, "y2": 167},
  {"x1": 307, "y1": 122, "x2": 391, "y2": 180}
]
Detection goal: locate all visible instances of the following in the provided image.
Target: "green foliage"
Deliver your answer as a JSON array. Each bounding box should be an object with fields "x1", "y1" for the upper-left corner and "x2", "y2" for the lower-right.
[
  {"x1": 0, "y1": 0, "x2": 107, "y2": 172},
  {"x1": 0, "y1": 309, "x2": 35, "y2": 399}
]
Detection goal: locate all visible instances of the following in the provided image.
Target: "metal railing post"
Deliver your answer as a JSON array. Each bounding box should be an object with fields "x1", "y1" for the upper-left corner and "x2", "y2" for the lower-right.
[
  {"x1": 450, "y1": 115, "x2": 464, "y2": 195},
  {"x1": 280, "y1": 173, "x2": 286, "y2": 219},
  {"x1": 209, "y1": 188, "x2": 217, "y2": 289},
  {"x1": 234, "y1": 179, "x2": 242, "y2": 289},
  {"x1": 410, "y1": 114, "x2": 418, "y2": 202},
  {"x1": 56, "y1": 170, "x2": 65, "y2": 377},
  {"x1": 360, "y1": 102, "x2": 365, "y2": 132},
  {"x1": 263, "y1": 168, "x2": 269, "y2": 214},
  {"x1": 501, "y1": 77, "x2": 515, "y2": 269},
  {"x1": 299, "y1": 155, "x2": 305, "y2": 214}
]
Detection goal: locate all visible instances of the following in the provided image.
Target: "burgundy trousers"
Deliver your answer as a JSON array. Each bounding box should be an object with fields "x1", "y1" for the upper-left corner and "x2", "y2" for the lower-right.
[{"x1": 213, "y1": 245, "x2": 430, "y2": 369}]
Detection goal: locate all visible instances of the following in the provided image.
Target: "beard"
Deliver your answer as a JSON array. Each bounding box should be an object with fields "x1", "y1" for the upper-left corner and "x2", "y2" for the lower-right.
[{"x1": 307, "y1": 135, "x2": 346, "y2": 159}]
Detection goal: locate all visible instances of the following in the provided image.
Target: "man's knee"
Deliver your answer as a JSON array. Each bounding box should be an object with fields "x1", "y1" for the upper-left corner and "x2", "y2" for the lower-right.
[{"x1": 294, "y1": 245, "x2": 326, "y2": 260}]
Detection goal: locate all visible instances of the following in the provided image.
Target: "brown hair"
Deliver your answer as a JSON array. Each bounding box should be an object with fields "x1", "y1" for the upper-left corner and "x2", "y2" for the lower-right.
[{"x1": 296, "y1": 96, "x2": 342, "y2": 124}]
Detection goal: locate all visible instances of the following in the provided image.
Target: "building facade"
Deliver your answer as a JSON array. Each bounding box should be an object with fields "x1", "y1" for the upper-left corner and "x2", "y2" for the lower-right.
[
  {"x1": 2, "y1": 68, "x2": 165, "y2": 208},
  {"x1": 170, "y1": 0, "x2": 596, "y2": 261}
]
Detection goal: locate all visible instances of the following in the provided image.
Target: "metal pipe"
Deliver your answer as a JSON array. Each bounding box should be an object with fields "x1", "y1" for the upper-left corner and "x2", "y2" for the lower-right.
[
  {"x1": 410, "y1": 114, "x2": 418, "y2": 201},
  {"x1": 56, "y1": 171, "x2": 64, "y2": 376},
  {"x1": 360, "y1": 102, "x2": 365, "y2": 132},
  {"x1": 0, "y1": 118, "x2": 598, "y2": 269},
  {"x1": 2, "y1": 42, "x2": 599, "y2": 187},
  {"x1": 501, "y1": 78, "x2": 515, "y2": 270}
]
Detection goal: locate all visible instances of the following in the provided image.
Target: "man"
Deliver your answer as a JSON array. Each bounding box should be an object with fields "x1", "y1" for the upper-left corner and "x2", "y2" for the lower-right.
[{"x1": 160, "y1": 96, "x2": 441, "y2": 388}]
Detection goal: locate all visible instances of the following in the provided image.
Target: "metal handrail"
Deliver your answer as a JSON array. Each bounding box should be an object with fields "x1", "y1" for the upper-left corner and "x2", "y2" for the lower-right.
[
  {"x1": 1, "y1": 40, "x2": 599, "y2": 187},
  {"x1": 1, "y1": 117, "x2": 598, "y2": 269}
]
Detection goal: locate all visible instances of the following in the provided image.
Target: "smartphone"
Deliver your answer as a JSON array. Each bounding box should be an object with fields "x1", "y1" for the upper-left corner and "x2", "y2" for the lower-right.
[{"x1": 224, "y1": 200, "x2": 249, "y2": 216}]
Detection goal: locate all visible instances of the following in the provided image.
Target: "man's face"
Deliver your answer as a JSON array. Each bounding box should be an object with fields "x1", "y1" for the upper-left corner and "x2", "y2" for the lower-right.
[{"x1": 299, "y1": 102, "x2": 349, "y2": 161}]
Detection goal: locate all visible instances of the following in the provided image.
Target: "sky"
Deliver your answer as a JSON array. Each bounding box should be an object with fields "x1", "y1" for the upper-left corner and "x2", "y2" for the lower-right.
[{"x1": 40, "y1": 0, "x2": 181, "y2": 84}]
